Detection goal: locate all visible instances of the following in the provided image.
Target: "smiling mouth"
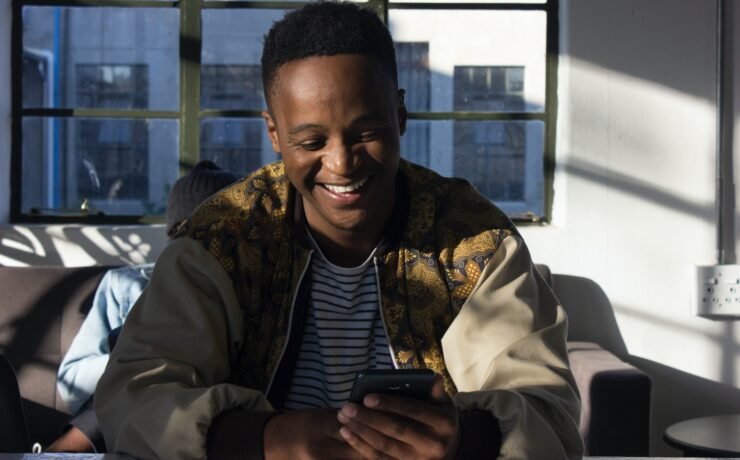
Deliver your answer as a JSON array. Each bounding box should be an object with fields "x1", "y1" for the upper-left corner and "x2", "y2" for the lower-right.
[{"x1": 322, "y1": 176, "x2": 369, "y2": 194}]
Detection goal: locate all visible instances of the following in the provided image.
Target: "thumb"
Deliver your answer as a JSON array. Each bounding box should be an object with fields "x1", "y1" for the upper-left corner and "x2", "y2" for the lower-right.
[{"x1": 430, "y1": 374, "x2": 451, "y2": 403}]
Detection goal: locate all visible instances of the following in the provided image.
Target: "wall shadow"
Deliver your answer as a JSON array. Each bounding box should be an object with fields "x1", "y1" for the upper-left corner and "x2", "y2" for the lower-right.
[
  {"x1": 627, "y1": 355, "x2": 740, "y2": 456},
  {"x1": 553, "y1": 273, "x2": 629, "y2": 357},
  {"x1": 0, "y1": 227, "x2": 63, "y2": 265},
  {"x1": 566, "y1": 0, "x2": 718, "y2": 103},
  {"x1": 561, "y1": 158, "x2": 716, "y2": 225},
  {"x1": 613, "y1": 303, "x2": 739, "y2": 389},
  {"x1": 0, "y1": 225, "x2": 166, "y2": 266}
]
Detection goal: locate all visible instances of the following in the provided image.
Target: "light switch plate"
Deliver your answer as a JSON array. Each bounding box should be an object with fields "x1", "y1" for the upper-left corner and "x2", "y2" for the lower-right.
[{"x1": 695, "y1": 265, "x2": 740, "y2": 318}]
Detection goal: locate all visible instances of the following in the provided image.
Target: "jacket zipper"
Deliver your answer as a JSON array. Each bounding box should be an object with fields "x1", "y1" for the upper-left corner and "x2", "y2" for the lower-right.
[
  {"x1": 373, "y1": 256, "x2": 398, "y2": 369},
  {"x1": 265, "y1": 250, "x2": 314, "y2": 395}
]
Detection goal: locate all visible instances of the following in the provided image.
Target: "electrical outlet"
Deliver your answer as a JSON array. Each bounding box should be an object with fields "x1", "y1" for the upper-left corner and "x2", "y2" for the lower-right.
[{"x1": 695, "y1": 265, "x2": 740, "y2": 318}]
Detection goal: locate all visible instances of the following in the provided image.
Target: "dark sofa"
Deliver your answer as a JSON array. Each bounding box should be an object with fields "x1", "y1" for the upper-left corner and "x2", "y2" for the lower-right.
[
  {"x1": 0, "y1": 266, "x2": 111, "y2": 449},
  {"x1": 0, "y1": 264, "x2": 651, "y2": 455}
]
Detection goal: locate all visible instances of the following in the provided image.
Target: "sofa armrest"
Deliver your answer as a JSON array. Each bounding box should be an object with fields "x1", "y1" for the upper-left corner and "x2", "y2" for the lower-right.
[{"x1": 568, "y1": 341, "x2": 652, "y2": 456}]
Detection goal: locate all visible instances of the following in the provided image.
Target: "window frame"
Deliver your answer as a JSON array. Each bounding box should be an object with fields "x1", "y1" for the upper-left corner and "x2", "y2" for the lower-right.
[{"x1": 10, "y1": 0, "x2": 558, "y2": 224}]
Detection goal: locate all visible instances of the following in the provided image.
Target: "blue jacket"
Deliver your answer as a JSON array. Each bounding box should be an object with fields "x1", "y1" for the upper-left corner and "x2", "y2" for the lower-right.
[{"x1": 57, "y1": 263, "x2": 153, "y2": 414}]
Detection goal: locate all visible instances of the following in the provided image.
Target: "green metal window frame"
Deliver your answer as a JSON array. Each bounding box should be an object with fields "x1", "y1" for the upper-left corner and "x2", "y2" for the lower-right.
[{"x1": 11, "y1": 0, "x2": 558, "y2": 224}]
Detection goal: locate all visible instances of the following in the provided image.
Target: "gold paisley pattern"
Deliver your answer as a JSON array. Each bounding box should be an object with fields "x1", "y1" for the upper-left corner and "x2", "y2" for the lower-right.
[
  {"x1": 378, "y1": 162, "x2": 515, "y2": 396},
  {"x1": 182, "y1": 159, "x2": 515, "y2": 398}
]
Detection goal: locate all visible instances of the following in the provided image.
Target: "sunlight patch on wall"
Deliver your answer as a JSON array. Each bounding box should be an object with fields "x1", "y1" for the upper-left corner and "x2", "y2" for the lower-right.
[
  {"x1": 46, "y1": 225, "x2": 96, "y2": 266},
  {"x1": 0, "y1": 226, "x2": 47, "y2": 266},
  {"x1": 0, "y1": 254, "x2": 29, "y2": 267},
  {"x1": 80, "y1": 226, "x2": 121, "y2": 258},
  {"x1": 110, "y1": 233, "x2": 151, "y2": 265},
  {"x1": 568, "y1": 57, "x2": 715, "y2": 199}
]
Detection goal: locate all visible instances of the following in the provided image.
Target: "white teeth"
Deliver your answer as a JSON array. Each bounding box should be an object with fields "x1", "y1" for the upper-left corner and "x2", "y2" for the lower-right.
[{"x1": 324, "y1": 177, "x2": 369, "y2": 193}]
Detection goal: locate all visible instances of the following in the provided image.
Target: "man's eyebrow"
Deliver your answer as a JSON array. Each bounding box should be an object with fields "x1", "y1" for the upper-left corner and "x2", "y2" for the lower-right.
[
  {"x1": 287, "y1": 116, "x2": 388, "y2": 137},
  {"x1": 288, "y1": 123, "x2": 325, "y2": 136},
  {"x1": 351, "y1": 114, "x2": 389, "y2": 127}
]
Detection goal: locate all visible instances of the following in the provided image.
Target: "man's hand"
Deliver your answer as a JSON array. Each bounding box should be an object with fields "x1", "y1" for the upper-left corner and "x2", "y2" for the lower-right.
[
  {"x1": 263, "y1": 408, "x2": 365, "y2": 460},
  {"x1": 337, "y1": 375, "x2": 460, "y2": 460},
  {"x1": 45, "y1": 426, "x2": 95, "y2": 453}
]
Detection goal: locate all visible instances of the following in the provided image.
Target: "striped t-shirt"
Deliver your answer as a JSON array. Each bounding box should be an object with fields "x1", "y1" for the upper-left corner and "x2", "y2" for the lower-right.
[{"x1": 283, "y1": 238, "x2": 394, "y2": 410}]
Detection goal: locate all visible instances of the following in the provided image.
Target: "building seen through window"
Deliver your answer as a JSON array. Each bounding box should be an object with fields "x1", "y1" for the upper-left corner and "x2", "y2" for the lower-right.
[
  {"x1": 389, "y1": 7, "x2": 547, "y2": 217},
  {"x1": 454, "y1": 66, "x2": 526, "y2": 202},
  {"x1": 15, "y1": 3, "x2": 553, "y2": 221},
  {"x1": 397, "y1": 42, "x2": 430, "y2": 168},
  {"x1": 76, "y1": 65, "x2": 149, "y2": 212},
  {"x1": 200, "y1": 65, "x2": 264, "y2": 176}
]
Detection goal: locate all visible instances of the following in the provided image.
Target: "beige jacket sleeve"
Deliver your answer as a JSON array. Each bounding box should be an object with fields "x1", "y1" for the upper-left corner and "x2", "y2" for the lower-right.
[
  {"x1": 442, "y1": 235, "x2": 584, "y2": 459},
  {"x1": 94, "y1": 238, "x2": 274, "y2": 460}
]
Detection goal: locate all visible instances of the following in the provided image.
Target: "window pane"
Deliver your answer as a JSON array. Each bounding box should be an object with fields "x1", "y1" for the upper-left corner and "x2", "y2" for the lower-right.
[
  {"x1": 202, "y1": 65, "x2": 264, "y2": 110},
  {"x1": 390, "y1": 10, "x2": 546, "y2": 112},
  {"x1": 22, "y1": 7, "x2": 179, "y2": 110},
  {"x1": 202, "y1": 9, "x2": 286, "y2": 110},
  {"x1": 397, "y1": 42, "x2": 430, "y2": 112},
  {"x1": 200, "y1": 118, "x2": 278, "y2": 176},
  {"x1": 401, "y1": 120, "x2": 544, "y2": 218},
  {"x1": 22, "y1": 117, "x2": 179, "y2": 216},
  {"x1": 76, "y1": 64, "x2": 149, "y2": 109}
]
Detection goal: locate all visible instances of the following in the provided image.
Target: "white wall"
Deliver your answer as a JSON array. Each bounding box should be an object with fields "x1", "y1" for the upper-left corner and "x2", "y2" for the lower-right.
[
  {"x1": 520, "y1": 0, "x2": 740, "y2": 455},
  {"x1": 1, "y1": 0, "x2": 739, "y2": 455}
]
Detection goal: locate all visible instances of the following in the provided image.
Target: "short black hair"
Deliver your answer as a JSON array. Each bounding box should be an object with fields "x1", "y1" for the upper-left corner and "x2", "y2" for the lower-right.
[{"x1": 261, "y1": 1, "x2": 398, "y2": 104}]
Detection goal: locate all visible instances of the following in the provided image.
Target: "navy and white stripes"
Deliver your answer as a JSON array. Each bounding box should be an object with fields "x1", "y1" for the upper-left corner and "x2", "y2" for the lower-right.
[{"x1": 283, "y1": 239, "x2": 393, "y2": 410}]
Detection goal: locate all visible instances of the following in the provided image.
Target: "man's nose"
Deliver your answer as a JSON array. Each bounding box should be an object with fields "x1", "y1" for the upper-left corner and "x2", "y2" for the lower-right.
[{"x1": 322, "y1": 141, "x2": 360, "y2": 176}]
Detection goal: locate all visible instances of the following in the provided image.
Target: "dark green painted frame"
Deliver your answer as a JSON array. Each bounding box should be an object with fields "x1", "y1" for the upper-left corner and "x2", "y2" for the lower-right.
[{"x1": 10, "y1": 0, "x2": 558, "y2": 224}]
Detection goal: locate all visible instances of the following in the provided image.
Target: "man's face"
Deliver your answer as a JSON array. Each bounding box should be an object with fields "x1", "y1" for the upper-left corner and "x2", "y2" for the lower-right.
[{"x1": 263, "y1": 54, "x2": 406, "y2": 247}]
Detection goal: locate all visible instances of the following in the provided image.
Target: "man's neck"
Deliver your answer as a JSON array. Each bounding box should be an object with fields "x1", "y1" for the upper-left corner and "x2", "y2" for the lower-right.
[{"x1": 306, "y1": 227, "x2": 382, "y2": 268}]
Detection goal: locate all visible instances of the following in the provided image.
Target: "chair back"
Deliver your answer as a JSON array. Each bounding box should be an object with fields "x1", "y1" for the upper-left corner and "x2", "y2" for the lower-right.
[{"x1": 0, "y1": 354, "x2": 30, "y2": 452}]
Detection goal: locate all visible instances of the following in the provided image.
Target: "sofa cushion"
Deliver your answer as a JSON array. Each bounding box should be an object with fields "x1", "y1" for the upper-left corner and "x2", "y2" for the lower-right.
[{"x1": 0, "y1": 266, "x2": 111, "y2": 446}]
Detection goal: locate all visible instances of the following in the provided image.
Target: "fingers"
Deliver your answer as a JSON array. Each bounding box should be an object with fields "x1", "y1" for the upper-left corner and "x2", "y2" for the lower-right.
[
  {"x1": 338, "y1": 402, "x2": 427, "y2": 450},
  {"x1": 338, "y1": 400, "x2": 457, "y2": 459},
  {"x1": 362, "y1": 391, "x2": 454, "y2": 428},
  {"x1": 339, "y1": 422, "x2": 406, "y2": 460},
  {"x1": 338, "y1": 410, "x2": 413, "y2": 460},
  {"x1": 430, "y1": 374, "x2": 450, "y2": 403},
  {"x1": 336, "y1": 375, "x2": 459, "y2": 459}
]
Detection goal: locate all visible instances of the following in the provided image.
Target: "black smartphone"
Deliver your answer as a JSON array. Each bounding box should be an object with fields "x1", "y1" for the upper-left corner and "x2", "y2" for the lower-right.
[{"x1": 348, "y1": 369, "x2": 436, "y2": 404}]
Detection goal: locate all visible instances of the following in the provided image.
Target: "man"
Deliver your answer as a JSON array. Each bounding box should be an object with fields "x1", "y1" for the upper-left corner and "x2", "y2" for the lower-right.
[
  {"x1": 50, "y1": 160, "x2": 239, "y2": 452},
  {"x1": 95, "y1": 3, "x2": 583, "y2": 459}
]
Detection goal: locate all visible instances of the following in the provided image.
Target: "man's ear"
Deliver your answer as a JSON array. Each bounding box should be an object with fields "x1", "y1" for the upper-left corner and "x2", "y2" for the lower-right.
[
  {"x1": 398, "y1": 89, "x2": 408, "y2": 136},
  {"x1": 262, "y1": 110, "x2": 281, "y2": 154}
]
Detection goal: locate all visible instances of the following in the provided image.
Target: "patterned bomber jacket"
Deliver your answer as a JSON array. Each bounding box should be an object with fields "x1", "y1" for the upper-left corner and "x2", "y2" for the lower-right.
[{"x1": 180, "y1": 159, "x2": 517, "y2": 399}]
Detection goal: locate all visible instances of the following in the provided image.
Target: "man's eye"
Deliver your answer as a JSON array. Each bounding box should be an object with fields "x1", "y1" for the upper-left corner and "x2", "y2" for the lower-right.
[
  {"x1": 359, "y1": 130, "x2": 381, "y2": 142},
  {"x1": 299, "y1": 140, "x2": 325, "y2": 151}
]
